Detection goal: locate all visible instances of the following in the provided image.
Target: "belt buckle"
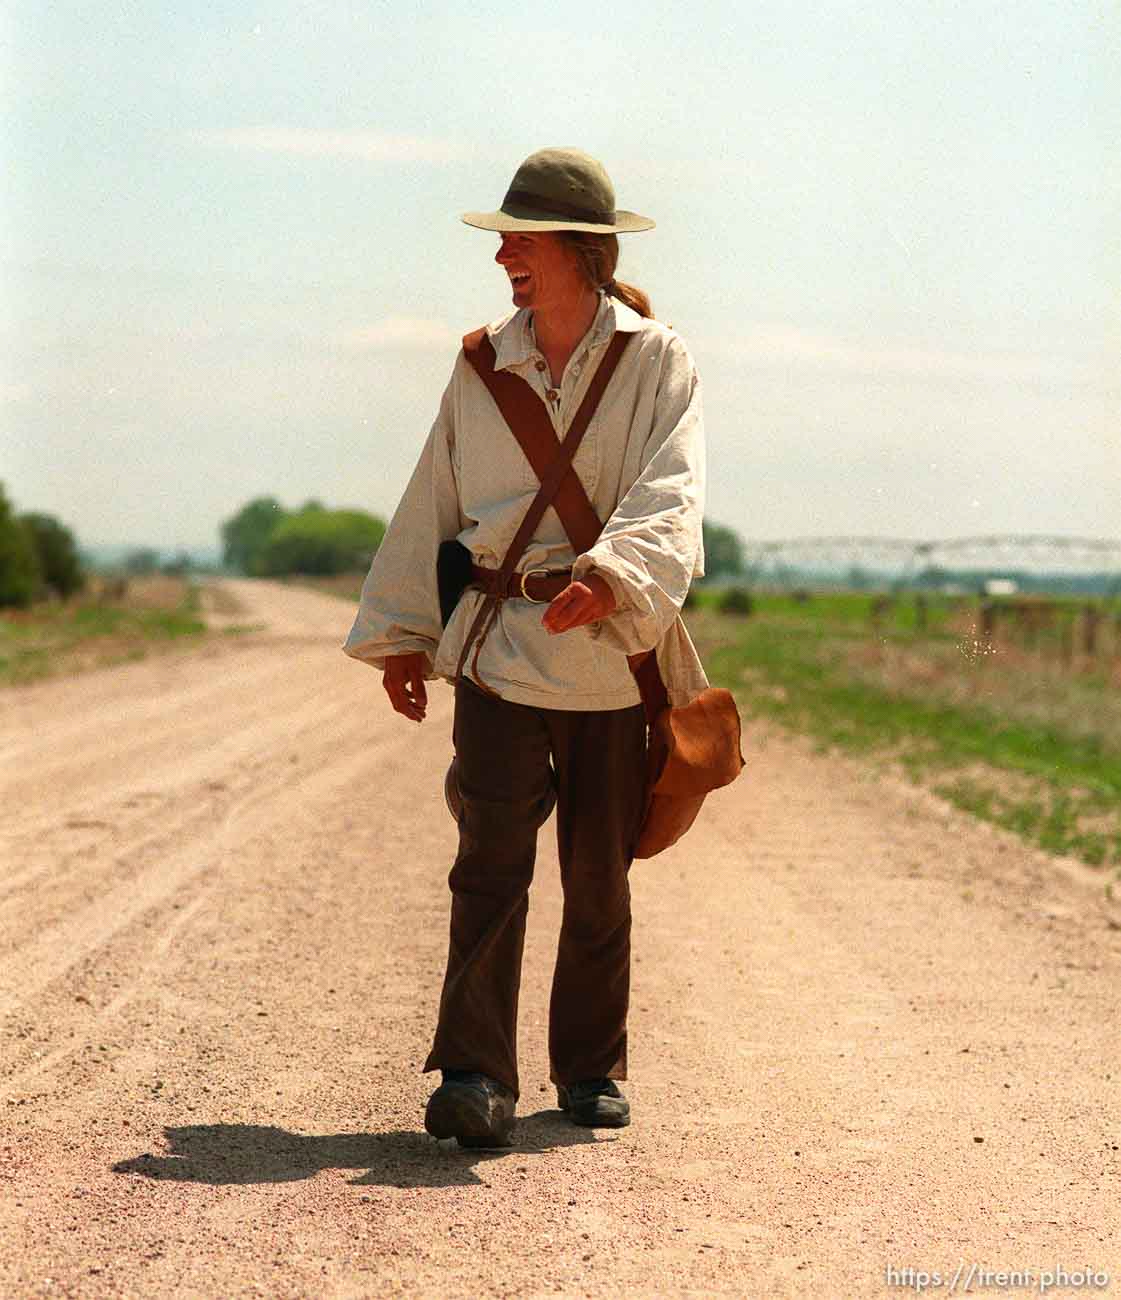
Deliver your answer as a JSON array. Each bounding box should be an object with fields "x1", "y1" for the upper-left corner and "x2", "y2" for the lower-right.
[{"x1": 519, "y1": 568, "x2": 551, "y2": 603}]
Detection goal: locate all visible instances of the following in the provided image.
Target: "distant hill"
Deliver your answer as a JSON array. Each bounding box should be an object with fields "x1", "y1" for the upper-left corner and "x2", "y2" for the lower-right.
[{"x1": 81, "y1": 544, "x2": 224, "y2": 572}]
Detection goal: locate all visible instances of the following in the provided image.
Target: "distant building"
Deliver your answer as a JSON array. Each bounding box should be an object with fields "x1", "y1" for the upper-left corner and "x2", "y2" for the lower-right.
[{"x1": 983, "y1": 578, "x2": 1019, "y2": 596}]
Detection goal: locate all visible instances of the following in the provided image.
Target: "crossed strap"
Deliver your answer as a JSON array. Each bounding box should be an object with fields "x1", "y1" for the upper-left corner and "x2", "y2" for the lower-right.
[{"x1": 457, "y1": 328, "x2": 670, "y2": 724}]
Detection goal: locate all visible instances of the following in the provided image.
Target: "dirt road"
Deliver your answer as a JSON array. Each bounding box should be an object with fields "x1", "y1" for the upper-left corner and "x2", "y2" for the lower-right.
[{"x1": 3, "y1": 579, "x2": 1118, "y2": 1298}]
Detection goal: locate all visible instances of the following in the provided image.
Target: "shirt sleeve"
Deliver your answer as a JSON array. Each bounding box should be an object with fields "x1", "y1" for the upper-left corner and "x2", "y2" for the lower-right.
[
  {"x1": 342, "y1": 371, "x2": 464, "y2": 674},
  {"x1": 571, "y1": 332, "x2": 706, "y2": 655}
]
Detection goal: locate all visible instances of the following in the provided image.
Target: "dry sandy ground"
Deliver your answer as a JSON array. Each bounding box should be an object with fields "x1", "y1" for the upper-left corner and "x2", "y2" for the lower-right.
[{"x1": 2, "y1": 579, "x2": 1119, "y2": 1299}]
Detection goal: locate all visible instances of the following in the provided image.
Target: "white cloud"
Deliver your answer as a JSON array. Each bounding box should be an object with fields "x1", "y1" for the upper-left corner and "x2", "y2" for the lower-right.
[
  {"x1": 182, "y1": 127, "x2": 461, "y2": 163},
  {"x1": 701, "y1": 324, "x2": 1096, "y2": 386},
  {"x1": 0, "y1": 380, "x2": 33, "y2": 405},
  {"x1": 338, "y1": 317, "x2": 461, "y2": 350}
]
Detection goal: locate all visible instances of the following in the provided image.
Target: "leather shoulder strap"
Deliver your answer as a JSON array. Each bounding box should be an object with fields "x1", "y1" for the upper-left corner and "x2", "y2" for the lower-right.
[
  {"x1": 453, "y1": 329, "x2": 628, "y2": 690},
  {"x1": 460, "y1": 327, "x2": 671, "y2": 723},
  {"x1": 463, "y1": 330, "x2": 626, "y2": 555}
]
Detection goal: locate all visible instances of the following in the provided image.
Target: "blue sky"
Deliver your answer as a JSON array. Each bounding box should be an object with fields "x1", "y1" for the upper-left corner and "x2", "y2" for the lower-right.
[{"x1": 2, "y1": 0, "x2": 1117, "y2": 551}]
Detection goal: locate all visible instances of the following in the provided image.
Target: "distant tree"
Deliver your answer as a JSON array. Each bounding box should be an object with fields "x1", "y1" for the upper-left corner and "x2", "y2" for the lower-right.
[
  {"x1": 702, "y1": 520, "x2": 744, "y2": 578},
  {"x1": 915, "y1": 565, "x2": 951, "y2": 589},
  {"x1": 221, "y1": 496, "x2": 289, "y2": 574},
  {"x1": 21, "y1": 512, "x2": 85, "y2": 599},
  {"x1": 124, "y1": 548, "x2": 161, "y2": 575},
  {"x1": 161, "y1": 551, "x2": 194, "y2": 577},
  {"x1": 0, "y1": 483, "x2": 41, "y2": 608},
  {"x1": 256, "y1": 506, "x2": 386, "y2": 576}
]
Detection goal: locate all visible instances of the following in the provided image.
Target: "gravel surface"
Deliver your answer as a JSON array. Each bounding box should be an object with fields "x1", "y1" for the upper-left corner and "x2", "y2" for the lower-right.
[{"x1": 2, "y1": 579, "x2": 1118, "y2": 1298}]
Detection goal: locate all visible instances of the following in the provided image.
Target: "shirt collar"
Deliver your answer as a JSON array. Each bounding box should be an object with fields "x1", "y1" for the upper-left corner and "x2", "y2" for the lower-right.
[{"x1": 486, "y1": 291, "x2": 644, "y2": 372}]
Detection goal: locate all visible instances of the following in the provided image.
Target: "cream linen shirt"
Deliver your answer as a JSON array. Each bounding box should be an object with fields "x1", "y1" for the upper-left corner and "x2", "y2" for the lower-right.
[{"x1": 343, "y1": 291, "x2": 710, "y2": 710}]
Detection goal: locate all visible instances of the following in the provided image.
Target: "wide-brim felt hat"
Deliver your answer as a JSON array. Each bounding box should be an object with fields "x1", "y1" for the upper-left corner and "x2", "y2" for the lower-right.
[{"x1": 461, "y1": 147, "x2": 655, "y2": 235}]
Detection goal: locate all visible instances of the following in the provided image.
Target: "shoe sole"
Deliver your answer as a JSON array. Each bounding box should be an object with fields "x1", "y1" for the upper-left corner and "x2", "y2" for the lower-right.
[
  {"x1": 562, "y1": 1107, "x2": 631, "y2": 1128},
  {"x1": 556, "y1": 1089, "x2": 631, "y2": 1128},
  {"x1": 425, "y1": 1085, "x2": 515, "y2": 1148}
]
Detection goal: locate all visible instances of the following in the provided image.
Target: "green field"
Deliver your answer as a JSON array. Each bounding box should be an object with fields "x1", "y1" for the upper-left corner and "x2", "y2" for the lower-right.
[{"x1": 686, "y1": 589, "x2": 1121, "y2": 870}]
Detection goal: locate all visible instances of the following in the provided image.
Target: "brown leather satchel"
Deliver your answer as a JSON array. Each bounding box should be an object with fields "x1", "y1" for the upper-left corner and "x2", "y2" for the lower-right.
[{"x1": 459, "y1": 326, "x2": 744, "y2": 859}]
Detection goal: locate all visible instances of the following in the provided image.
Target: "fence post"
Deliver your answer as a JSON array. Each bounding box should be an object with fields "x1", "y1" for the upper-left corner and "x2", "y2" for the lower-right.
[
  {"x1": 1015, "y1": 601, "x2": 1034, "y2": 652},
  {"x1": 979, "y1": 601, "x2": 996, "y2": 649},
  {"x1": 1060, "y1": 613, "x2": 1074, "y2": 669},
  {"x1": 1082, "y1": 603, "x2": 1100, "y2": 658}
]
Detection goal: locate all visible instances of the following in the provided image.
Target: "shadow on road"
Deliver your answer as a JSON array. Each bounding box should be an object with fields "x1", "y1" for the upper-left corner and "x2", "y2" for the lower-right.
[{"x1": 111, "y1": 1111, "x2": 607, "y2": 1188}]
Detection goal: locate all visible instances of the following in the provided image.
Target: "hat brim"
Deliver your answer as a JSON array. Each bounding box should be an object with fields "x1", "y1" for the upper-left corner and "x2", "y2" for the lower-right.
[{"x1": 461, "y1": 208, "x2": 655, "y2": 235}]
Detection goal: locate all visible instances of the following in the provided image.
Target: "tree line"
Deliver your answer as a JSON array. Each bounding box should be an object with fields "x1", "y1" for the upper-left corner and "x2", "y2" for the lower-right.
[
  {"x1": 2, "y1": 483, "x2": 746, "y2": 608},
  {"x1": 701, "y1": 521, "x2": 745, "y2": 578},
  {"x1": 0, "y1": 482, "x2": 84, "y2": 608},
  {"x1": 220, "y1": 497, "x2": 387, "y2": 576},
  {"x1": 221, "y1": 503, "x2": 744, "y2": 580}
]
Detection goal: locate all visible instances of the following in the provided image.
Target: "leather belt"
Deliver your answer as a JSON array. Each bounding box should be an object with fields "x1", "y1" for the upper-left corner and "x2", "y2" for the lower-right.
[{"x1": 470, "y1": 563, "x2": 572, "y2": 604}]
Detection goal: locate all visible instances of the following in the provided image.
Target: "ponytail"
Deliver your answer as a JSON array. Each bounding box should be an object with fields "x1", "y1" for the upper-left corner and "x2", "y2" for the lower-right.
[
  {"x1": 603, "y1": 277, "x2": 653, "y2": 319},
  {"x1": 559, "y1": 233, "x2": 655, "y2": 320}
]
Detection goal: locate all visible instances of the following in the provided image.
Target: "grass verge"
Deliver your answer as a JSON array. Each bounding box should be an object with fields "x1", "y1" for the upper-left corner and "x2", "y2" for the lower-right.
[
  {"x1": 0, "y1": 576, "x2": 208, "y2": 687},
  {"x1": 687, "y1": 605, "x2": 1121, "y2": 869}
]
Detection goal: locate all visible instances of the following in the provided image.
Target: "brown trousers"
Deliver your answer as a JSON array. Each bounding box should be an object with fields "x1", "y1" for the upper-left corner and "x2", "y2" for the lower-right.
[{"x1": 422, "y1": 679, "x2": 648, "y2": 1099}]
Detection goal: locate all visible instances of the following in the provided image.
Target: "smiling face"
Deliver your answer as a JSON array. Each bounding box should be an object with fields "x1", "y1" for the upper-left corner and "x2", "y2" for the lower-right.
[{"x1": 494, "y1": 231, "x2": 590, "y2": 314}]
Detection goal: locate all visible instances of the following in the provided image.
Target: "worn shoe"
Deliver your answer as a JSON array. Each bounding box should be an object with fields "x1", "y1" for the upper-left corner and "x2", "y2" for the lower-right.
[
  {"x1": 556, "y1": 1078, "x2": 631, "y2": 1128},
  {"x1": 424, "y1": 1070, "x2": 516, "y2": 1148}
]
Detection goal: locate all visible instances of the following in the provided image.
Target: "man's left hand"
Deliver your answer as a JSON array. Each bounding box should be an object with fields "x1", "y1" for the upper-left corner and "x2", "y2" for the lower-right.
[{"x1": 542, "y1": 573, "x2": 617, "y2": 634}]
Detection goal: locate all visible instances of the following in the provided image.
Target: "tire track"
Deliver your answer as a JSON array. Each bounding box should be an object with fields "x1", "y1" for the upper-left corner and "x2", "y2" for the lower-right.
[
  {"x1": 0, "y1": 886, "x2": 216, "y2": 1098},
  {"x1": 0, "y1": 678, "x2": 373, "y2": 909},
  {"x1": 1, "y1": 654, "x2": 428, "y2": 1023}
]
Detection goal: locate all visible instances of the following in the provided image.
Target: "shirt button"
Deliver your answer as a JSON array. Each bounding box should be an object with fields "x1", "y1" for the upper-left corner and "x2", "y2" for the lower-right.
[
  {"x1": 535, "y1": 359, "x2": 547, "y2": 372},
  {"x1": 547, "y1": 388, "x2": 559, "y2": 402}
]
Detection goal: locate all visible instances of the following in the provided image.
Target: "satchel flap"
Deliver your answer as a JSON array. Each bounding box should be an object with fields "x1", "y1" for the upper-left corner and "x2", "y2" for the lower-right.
[{"x1": 650, "y1": 688, "x2": 745, "y2": 797}]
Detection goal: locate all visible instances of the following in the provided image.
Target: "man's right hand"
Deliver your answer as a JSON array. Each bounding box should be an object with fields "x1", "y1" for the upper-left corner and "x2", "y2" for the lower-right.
[{"x1": 382, "y1": 651, "x2": 429, "y2": 722}]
